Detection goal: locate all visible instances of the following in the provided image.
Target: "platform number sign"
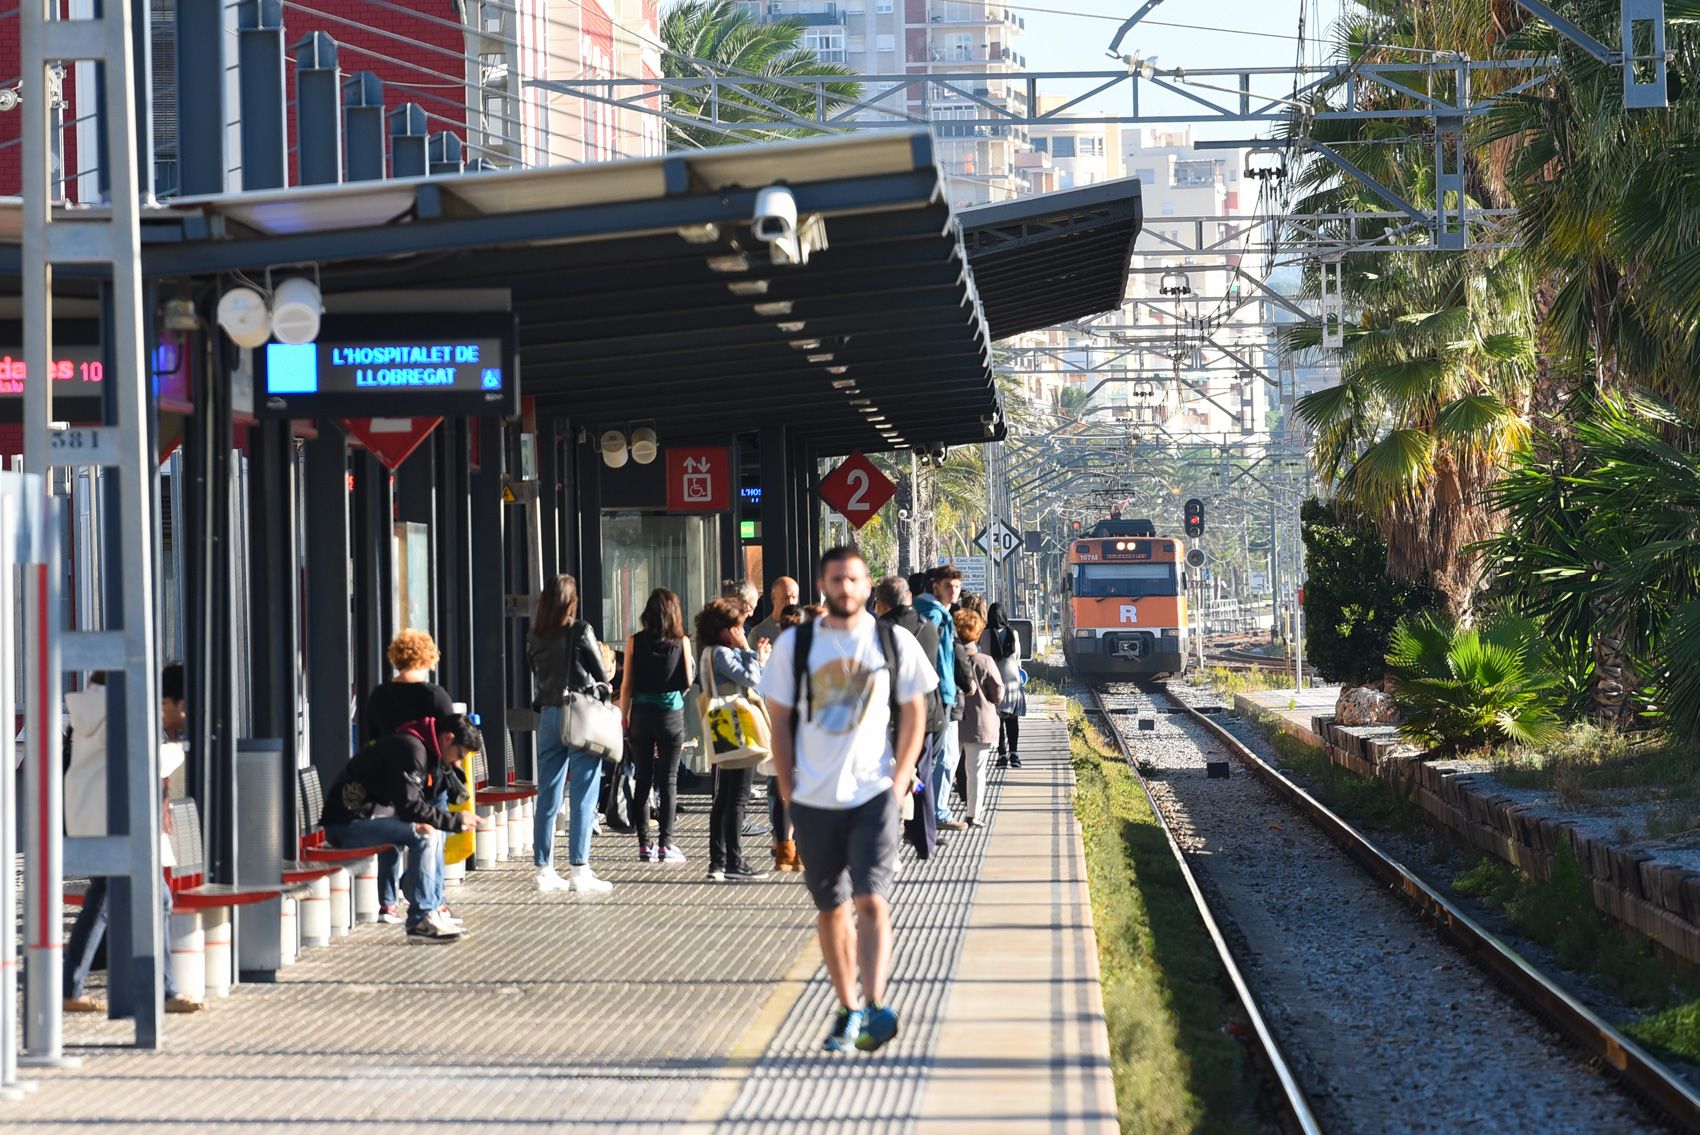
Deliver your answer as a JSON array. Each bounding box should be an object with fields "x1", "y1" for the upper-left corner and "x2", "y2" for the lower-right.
[
  {"x1": 819, "y1": 451, "x2": 896, "y2": 529},
  {"x1": 1184, "y1": 498, "x2": 1205, "y2": 538},
  {"x1": 975, "y1": 519, "x2": 1022, "y2": 563}
]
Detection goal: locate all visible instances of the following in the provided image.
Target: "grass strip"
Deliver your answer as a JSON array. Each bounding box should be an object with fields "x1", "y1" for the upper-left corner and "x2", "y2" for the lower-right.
[{"x1": 1068, "y1": 702, "x2": 1262, "y2": 1134}]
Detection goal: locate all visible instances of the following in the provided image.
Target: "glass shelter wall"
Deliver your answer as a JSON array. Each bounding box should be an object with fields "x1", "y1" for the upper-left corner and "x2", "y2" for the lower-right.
[{"x1": 601, "y1": 512, "x2": 722, "y2": 645}]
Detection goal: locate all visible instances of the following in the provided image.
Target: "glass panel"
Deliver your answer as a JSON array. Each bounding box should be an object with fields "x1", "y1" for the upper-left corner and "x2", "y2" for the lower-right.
[
  {"x1": 600, "y1": 512, "x2": 722, "y2": 644},
  {"x1": 1073, "y1": 562, "x2": 1176, "y2": 598}
]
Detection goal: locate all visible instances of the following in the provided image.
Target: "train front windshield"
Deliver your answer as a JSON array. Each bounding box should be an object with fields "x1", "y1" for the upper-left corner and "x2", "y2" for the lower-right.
[{"x1": 1073, "y1": 562, "x2": 1177, "y2": 599}]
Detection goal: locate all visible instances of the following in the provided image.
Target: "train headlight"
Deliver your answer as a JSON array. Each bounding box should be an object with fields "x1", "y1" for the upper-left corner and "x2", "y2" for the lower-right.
[{"x1": 1075, "y1": 629, "x2": 1092, "y2": 638}]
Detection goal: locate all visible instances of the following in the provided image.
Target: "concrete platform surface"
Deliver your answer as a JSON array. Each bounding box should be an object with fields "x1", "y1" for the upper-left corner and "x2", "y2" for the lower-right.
[{"x1": 7, "y1": 706, "x2": 1114, "y2": 1133}]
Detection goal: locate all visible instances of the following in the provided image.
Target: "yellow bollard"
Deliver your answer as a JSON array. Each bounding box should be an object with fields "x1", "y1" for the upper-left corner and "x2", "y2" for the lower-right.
[{"x1": 445, "y1": 750, "x2": 476, "y2": 867}]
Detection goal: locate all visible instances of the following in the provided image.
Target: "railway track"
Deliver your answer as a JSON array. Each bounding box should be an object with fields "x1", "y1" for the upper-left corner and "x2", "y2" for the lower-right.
[{"x1": 1084, "y1": 678, "x2": 1700, "y2": 1134}]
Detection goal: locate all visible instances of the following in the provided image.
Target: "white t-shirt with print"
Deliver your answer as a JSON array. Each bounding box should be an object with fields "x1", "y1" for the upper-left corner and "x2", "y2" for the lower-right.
[{"x1": 759, "y1": 616, "x2": 938, "y2": 810}]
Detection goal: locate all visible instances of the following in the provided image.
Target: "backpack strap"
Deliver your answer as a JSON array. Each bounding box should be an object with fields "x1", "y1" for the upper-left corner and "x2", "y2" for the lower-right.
[
  {"x1": 790, "y1": 618, "x2": 816, "y2": 732},
  {"x1": 875, "y1": 618, "x2": 901, "y2": 737}
]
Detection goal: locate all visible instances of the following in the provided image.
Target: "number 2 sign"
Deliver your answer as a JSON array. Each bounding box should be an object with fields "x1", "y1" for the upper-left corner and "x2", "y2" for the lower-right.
[{"x1": 819, "y1": 451, "x2": 896, "y2": 529}]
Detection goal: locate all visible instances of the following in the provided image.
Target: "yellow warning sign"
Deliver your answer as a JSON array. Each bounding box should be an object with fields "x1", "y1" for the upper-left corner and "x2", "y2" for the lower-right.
[{"x1": 501, "y1": 483, "x2": 517, "y2": 504}]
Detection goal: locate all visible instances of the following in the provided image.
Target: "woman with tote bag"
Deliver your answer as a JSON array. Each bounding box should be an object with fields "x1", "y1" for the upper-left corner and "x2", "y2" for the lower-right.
[
  {"x1": 695, "y1": 596, "x2": 771, "y2": 882},
  {"x1": 527, "y1": 573, "x2": 615, "y2": 894}
]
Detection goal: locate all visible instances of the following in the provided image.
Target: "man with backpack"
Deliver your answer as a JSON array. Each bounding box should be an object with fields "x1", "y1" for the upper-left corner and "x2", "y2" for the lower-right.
[
  {"x1": 914, "y1": 566, "x2": 969, "y2": 834},
  {"x1": 761, "y1": 546, "x2": 936, "y2": 1054}
]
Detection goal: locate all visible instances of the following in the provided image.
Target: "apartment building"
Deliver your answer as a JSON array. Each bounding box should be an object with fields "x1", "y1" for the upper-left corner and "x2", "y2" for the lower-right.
[{"x1": 742, "y1": 0, "x2": 1035, "y2": 206}]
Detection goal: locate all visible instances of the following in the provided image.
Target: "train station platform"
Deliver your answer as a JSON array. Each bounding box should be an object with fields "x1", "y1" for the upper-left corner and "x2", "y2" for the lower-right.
[{"x1": 7, "y1": 705, "x2": 1114, "y2": 1133}]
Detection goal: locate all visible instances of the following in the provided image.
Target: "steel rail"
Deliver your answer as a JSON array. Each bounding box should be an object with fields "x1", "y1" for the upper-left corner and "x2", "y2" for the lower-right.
[
  {"x1": 1146, "y1": 681, "x2": 1700, "y2": 1132},
  {"x1": 1082, "y1": 685, "x2": 1322, "y2": 1135}
]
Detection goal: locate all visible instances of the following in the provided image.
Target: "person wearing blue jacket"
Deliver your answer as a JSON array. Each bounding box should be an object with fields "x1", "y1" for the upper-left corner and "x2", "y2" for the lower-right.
[{"x1": 913, "y1": 566, "x2": 968, "y2": 832}]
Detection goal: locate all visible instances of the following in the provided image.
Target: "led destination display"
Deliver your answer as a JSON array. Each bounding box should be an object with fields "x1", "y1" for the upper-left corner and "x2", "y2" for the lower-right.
[{"x1": 257, "y1": 314, "x2": 518, "y2": 417}]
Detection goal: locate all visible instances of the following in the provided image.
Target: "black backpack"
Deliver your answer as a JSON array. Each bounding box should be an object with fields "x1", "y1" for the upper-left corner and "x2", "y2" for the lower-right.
[{"x1": 789, "y1": 617, "x2": 901, "y2": 739}]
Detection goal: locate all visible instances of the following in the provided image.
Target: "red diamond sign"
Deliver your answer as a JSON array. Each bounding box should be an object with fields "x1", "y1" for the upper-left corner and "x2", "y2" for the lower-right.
[
  {"x1": 344, "y1": 417, "x2": 442, "y2": 472},
  {"x1": 819, "y1": 451, "x2": 896, "y2": 529}
]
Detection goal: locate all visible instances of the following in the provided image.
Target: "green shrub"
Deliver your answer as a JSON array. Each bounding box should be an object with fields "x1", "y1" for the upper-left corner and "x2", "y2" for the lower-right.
[
  {"x1": 1299, "y1": 498, "x2": 1439, "y2": 686},
  {"x1": 1386, "y1": 612, "x2": 1561, "y2": 752}
]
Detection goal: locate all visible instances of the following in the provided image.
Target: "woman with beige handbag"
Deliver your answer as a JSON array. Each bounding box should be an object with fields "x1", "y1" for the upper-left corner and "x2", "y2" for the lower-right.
[{"x1": 694, "y1": 596, "x2": 771, "y2": 882}]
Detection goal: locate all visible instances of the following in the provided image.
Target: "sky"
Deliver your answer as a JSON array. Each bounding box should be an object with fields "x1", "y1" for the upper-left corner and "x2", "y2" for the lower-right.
[{"x1": 1000, "y1": 0, "x2": 1351, "y2": 141}]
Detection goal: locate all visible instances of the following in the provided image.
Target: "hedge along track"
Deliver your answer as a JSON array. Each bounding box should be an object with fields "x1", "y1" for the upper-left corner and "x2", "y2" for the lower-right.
[
  {"x1": 1096, "y1": 678, "x2": 1700, "y2": 1133},
  {"x1": 1082, "y1": 683, "x2": 1323, "y2": 1134}
]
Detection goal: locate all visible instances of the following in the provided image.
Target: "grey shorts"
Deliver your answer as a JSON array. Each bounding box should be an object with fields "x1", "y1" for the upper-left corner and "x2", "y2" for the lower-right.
[{"x1": 790, "y1": 792, "x2": 901, "y2": 913}]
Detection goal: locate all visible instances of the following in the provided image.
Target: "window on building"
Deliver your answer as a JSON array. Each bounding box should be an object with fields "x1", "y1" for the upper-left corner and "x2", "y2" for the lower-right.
[
  {"x1": 876, "y1": 0, "x2": 893, "y2": 11},
  {"x1": 803, "y1": 28, "x2": 845, "y2": 61},
  {"x1": 1050, "y1": 135, "x2": 1076, "y2": 158},
  {"x1": 1134, "y1": 166, "x2": 1154, "y2": 184},
  {"x1": 1032, "y1": 136, "x2": 1047, "y2": 152},
  {"x1": 847, "y1": 33, "x2": 866, "y2": 51},
  {"x1": 876, "y1": 32, "x2": 895, "y2": 50}
]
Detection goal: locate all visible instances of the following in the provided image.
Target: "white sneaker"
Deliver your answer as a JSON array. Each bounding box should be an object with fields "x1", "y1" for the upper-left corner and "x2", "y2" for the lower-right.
[
  {"x1": 534, "y1": 865, "x2": 572, "y2": 893},
  {"x1": 568, "y1": 864, "x2": 613, "y2": 894}
]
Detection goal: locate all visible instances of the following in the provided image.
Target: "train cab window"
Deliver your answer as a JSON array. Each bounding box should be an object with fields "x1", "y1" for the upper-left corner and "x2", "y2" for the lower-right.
[{"x1": 1073, "y1": 562, "x2": 1177, "y2": 598}]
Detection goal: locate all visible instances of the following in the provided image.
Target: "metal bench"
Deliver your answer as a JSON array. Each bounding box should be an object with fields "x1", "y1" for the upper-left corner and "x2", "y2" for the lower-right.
[
  {"x1": 295, "y1": 766, "x2": 396, "y2": 925},
  {"x1": 166, "y1": 799, "x2": 312, "y2": 1000},
  {"x1": 470, "y1": 745, "x2": 536, "y2": 871}
]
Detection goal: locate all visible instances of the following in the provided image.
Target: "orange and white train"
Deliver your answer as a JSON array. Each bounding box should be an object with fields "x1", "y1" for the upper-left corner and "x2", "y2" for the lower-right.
[{"x1": 1062, "y1": 519, "x2": 1188, "y2": 677}]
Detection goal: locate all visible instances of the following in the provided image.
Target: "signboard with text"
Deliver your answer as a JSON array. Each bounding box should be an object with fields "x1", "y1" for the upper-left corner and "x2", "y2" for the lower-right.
[
  {"x1": 0, "y1": 343, "x2": 105, "y2": 423},
  {"x1": 666, "y1": 446, "x2": 731, "y2": 511},
  {"x1": 940, "y1": 556, "x2": 987, "y2": 593},
  {"x1": 257, "y1": 313, "x2": 517, "y2": 418}
]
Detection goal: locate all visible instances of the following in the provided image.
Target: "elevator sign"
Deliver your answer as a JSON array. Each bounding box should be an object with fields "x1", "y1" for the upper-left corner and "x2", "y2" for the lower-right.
[
  {"x1": 666, "y1": 446, "x2": 730, "y2": 512},
  {"x1": 256, "y1": 313, "x2": 518, "y2": 417}
]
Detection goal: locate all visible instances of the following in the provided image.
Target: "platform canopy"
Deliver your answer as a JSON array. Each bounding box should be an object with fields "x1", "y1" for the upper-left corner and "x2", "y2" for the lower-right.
[
  {"x1": 959, "y1": 178, "x2": 1142, "y2": 340},
  {"x1": 81, "y1": 131, "x2": 1001, "y2": 455}
]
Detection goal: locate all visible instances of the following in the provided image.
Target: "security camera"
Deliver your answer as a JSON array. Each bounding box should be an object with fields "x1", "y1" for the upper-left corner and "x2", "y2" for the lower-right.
[
  {"x1": 929, "y1": 443, "x2": 948, "y2": 463},
  {"x1": 898, "y1": 508, "x2": 910, "y2": 520},
  {"x1": 753, "y1": 185, "x2": 799, "y2": 254}
]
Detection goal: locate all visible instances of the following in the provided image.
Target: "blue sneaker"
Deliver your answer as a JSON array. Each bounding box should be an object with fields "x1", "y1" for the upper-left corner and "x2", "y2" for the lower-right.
[
  {"x1": 824, "y1": 1005, "x2": 863, "y2": 1052},
  {"x1": 856, "y1": 1003, "x2": 898, "y2": 1052}
]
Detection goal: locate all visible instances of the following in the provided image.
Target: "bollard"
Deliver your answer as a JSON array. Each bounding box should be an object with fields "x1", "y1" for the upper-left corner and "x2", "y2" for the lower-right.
[
  {"x1": 505, "y1": 801, "x2": 525, "y2": 859},
  {"x1": 518, "y1": 797, "x2": 535, "y2": 857},
  {"x1": 444, "y1": 858, "x2": 466, "y2": 887},
  {"x1": 168, "y1": 911, "x2": 206, "y2": 1003},
  {"x1": 203, "y1": 908, "x2": 233, "y2": 998},
  {"x1": 352, "y1": 855, "x2": 380, "y2": 923},
  {"x1": 327, "y1": 867, "x2": 352, "y2": 937},
  {"x1": 474, "y1": 804, "x2": 501, "y2": 868},
  {"x1": 300, "y1": 876, "x2": 331, "y2": 948},
  {"x1": 278, "y1": 898, "x2": 298, "y2": 966}
]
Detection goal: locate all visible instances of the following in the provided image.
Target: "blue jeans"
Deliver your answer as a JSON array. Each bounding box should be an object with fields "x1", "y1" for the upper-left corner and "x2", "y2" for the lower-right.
[
  {"x1": 64, "y1": 876, "x2": 180, "y2": 1000},
  {"x1": 932, "y1": 719, "x2": 961, "y2": 823},
  {"x1": 326, "y1": 817, "x2": 432, "y2": 929},
  {"x1": 534, "y1": 705, "x2": 604, "y2": 868},
  {"x1": 419, "y1": 788, "x2": 448, "y2": 915}
]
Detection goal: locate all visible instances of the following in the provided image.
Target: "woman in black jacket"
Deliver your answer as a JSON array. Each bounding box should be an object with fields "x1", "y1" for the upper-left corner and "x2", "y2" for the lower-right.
[
  {"x1": 526, "y1": 574, "x2": 613, "y2": 894},
  {"x1": 618, "y1": 588, "x2": 693, "y2": 864}
]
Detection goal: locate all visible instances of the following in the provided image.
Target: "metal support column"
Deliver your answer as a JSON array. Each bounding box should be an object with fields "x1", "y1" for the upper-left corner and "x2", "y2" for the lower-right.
[
  {"x1": 304, "y1": 422, "x2": 355, "y2": 784},
  {"x1": 23, "y1": 0, "x2": 163, "y2": 1051},
  {"x1": 435, "y1": 421, "x2": 474, "y2": 701},
  {"x1": 293, "y1": 32, "x2": 342, "y2": 186},
  {"x1": 471, "y1": 417, "x2": 509, "y2": 779},
  {"x1": 758, "y1": 426, "x2": 792, "y2": 585},
  {"x1": 390, "y1": 103, "x2": 428, "y2": 179},
  {"x1": 574, "y1": 434, "x2": 604, "y2": 632},
  {"x1": 535, "y1": 417, "x2": 560, "y2": 583},
  {"x1": 344, "y1": 72, "x2": 386, "y2": 182},
  {"x1": 247, "y1": 420, "x2": 300, "y2": 857},
  {"x1": 237, "y1": 0, "x2": 285, "y2": 191},
  {"x1": 175, "y1": 0, "x2": 228, "y2": 195},
  {"x1": 350, "y1": 450, "x2": 392, "y2": 736}
]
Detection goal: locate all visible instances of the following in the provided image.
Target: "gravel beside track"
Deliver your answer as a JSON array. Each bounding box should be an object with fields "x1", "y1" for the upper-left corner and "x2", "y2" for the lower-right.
[{"x1": 1091, "y1": 680, "x2": 1668, "y2": 1135}]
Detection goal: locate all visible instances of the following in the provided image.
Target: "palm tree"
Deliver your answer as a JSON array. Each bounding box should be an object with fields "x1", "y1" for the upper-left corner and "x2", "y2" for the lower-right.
[{"x1": 660, "y1": 0, "x2": 862, "y2": 150}]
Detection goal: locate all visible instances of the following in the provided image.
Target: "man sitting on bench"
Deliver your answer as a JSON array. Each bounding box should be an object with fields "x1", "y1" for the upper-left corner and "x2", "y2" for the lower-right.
[{"x1": 319, "y1": 714, "x2": 488, "y2": 945}]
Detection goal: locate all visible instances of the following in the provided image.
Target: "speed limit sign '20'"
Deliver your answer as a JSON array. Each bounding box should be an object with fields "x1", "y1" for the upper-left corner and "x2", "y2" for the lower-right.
[{"x1": 819, "y1": 451, "x2": 897, "y2": 529}]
